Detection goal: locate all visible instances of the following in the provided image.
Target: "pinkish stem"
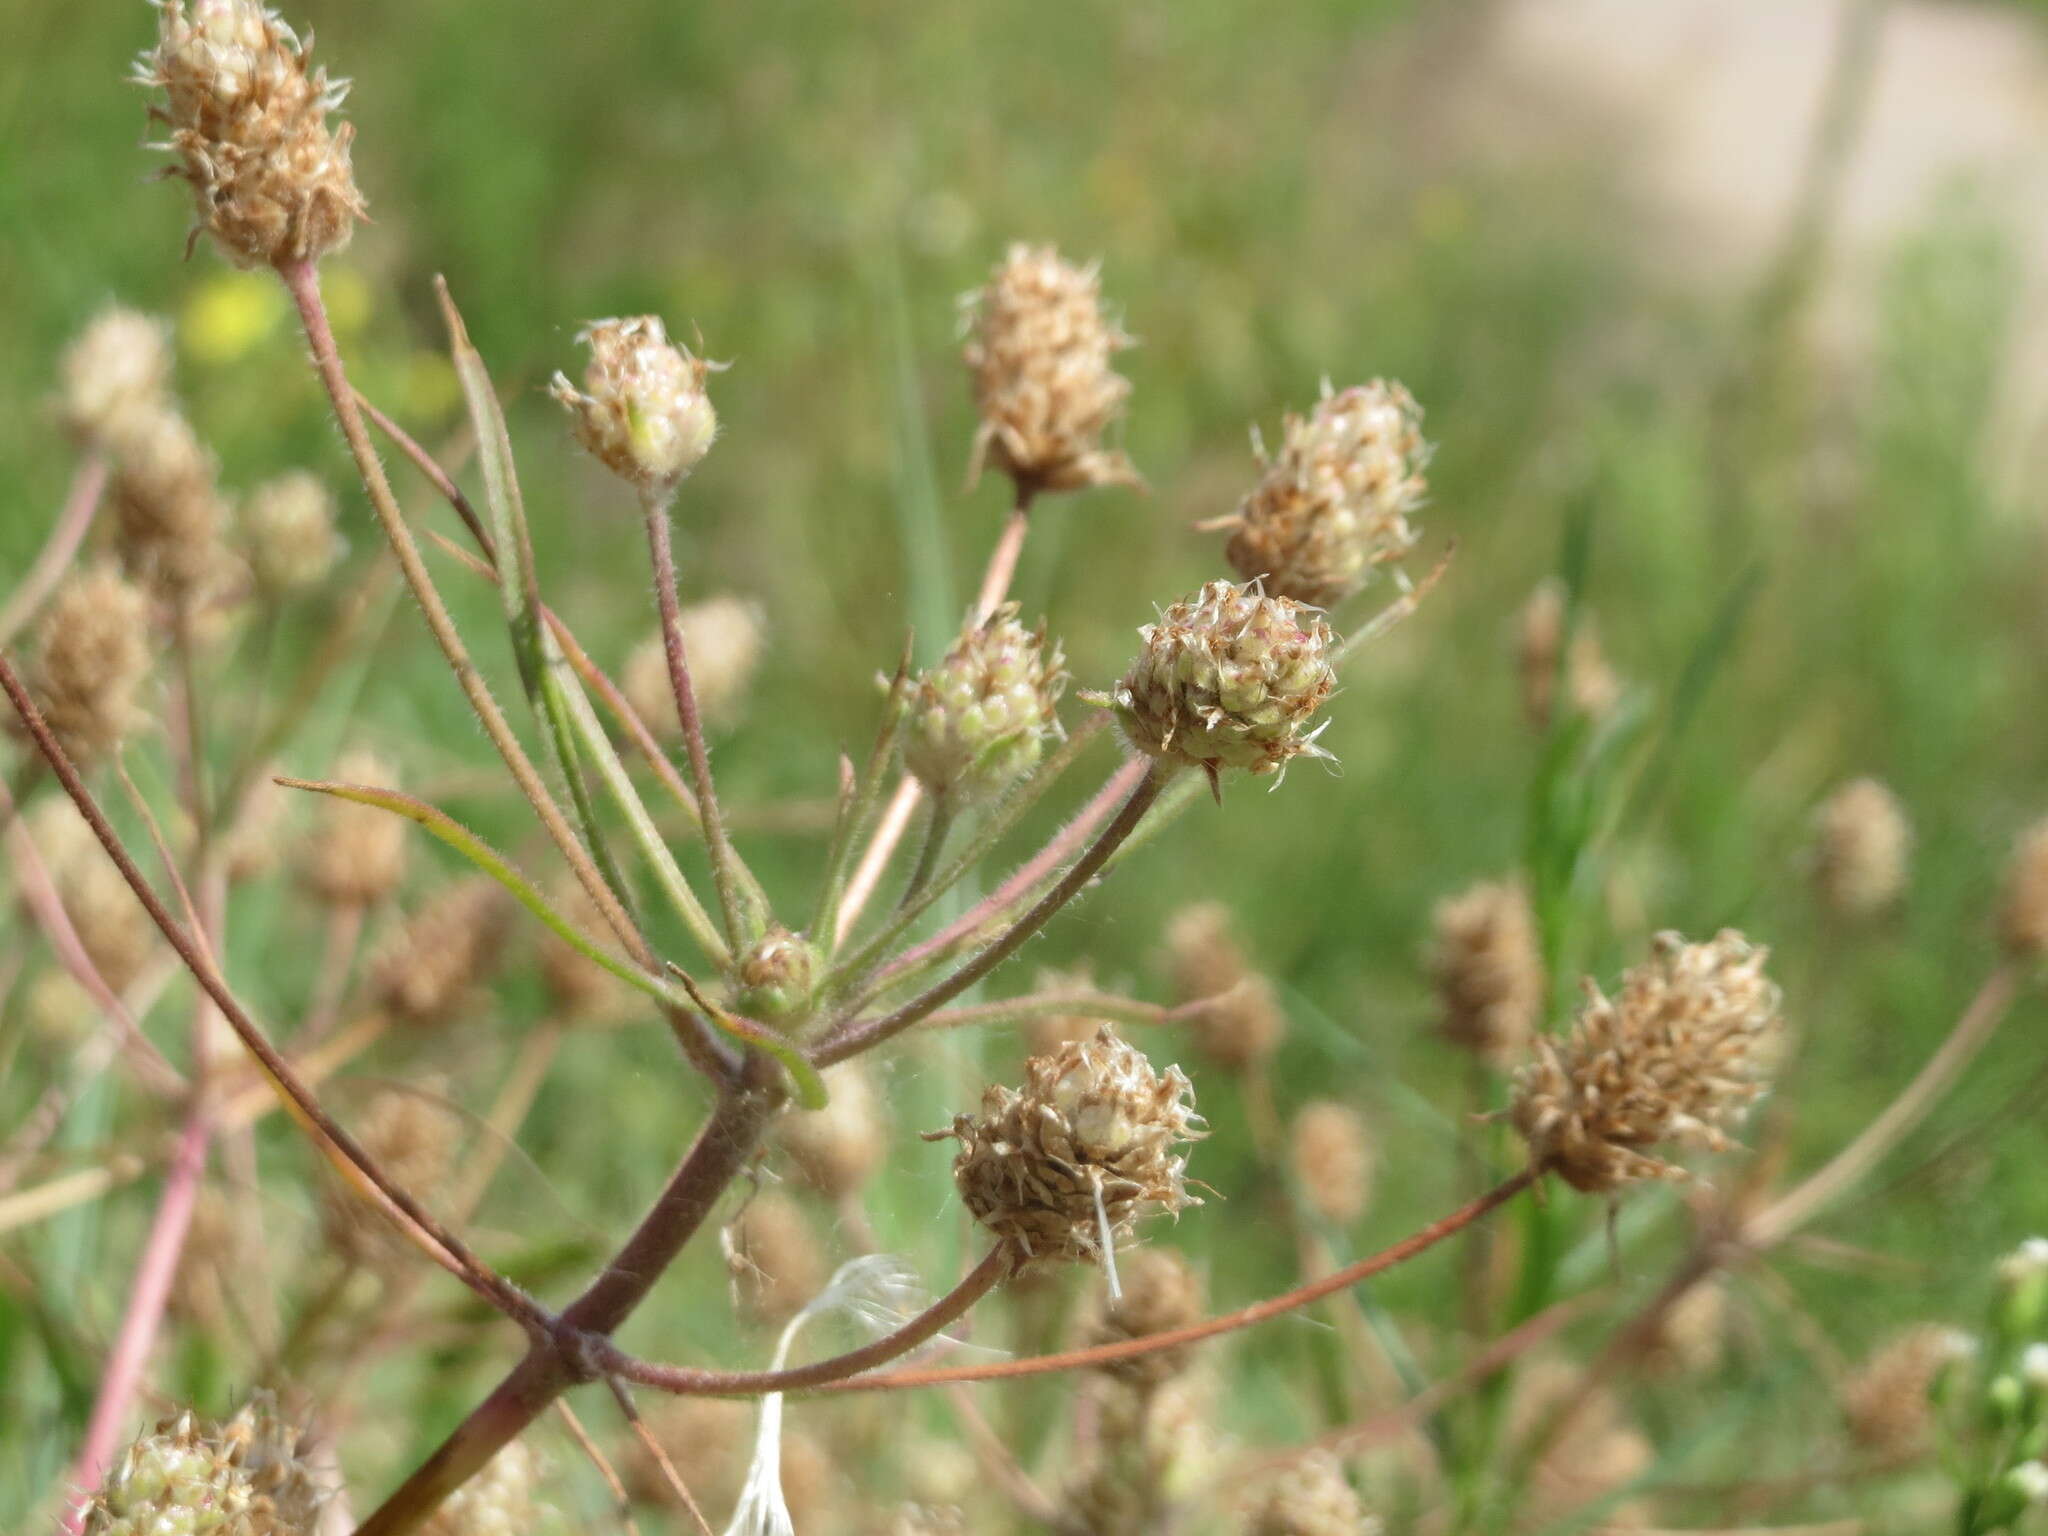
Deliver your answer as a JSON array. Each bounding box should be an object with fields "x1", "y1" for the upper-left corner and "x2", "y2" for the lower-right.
[
  {"x1": 59, "y1": 1104, "x2": 210, "y2": 1530},
  {"x1": 0, "y1": 456, "x2": 108, "y2": 650}
]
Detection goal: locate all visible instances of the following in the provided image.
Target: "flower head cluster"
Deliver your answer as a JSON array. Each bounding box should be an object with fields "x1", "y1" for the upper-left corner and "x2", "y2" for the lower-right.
[
  {"x1": 1221, "y1": 381, "x2": 1427, "y2": 607},
  {"x1": 83, "y1": 1392, "x2": 322, "y2": 1536},
  {"x1": 1289, "y1": 1100, "x2": 1375, "y2": 1227},
  {"x1": 240, "y1": 470, "x2": 342, "y2": 597},
  {"x1": 300, "y1": 748, "x2": 408, "y2": 907},
  {"x1": 138, "y1": 0, "x2": 365, "y2": 267},
  {"x1": 930, "y1": 1025, "x2": 1203, "y2": 1272},
  {"x1": 551, "y1": 316, "x2": 718, "y2": 496},
  {"x1": 1510, "y1": 930, "x2": 1783, "y2": 1193},
  {"x1": 423, "y1": 1439, "x2": 550, "y2": 1536},
  {"x1": 964, "y1": 244, "x2": 1139, "y2": 497},
  {"x1": 108, "y1": 403, "x2": 230, "y2": 604},
  {"x1": 1246, "y1": 1452, "x2": 1381, "y2": 1536},
  {"x1": 1429, "y1": 878, "x2": 1544, "y2": 1066},
  {"x1": 1088, "y1": 1245, "x2": 1207, "y2": 1385},
  {"x1": 903, "y1": 606, "x2": 1066, "y2": 806},
  {"x1": 1112, "y1": 579, "x2": 1337, "y2": 783}
]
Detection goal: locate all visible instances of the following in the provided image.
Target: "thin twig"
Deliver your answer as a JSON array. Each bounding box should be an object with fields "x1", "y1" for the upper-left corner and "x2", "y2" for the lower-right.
[
  {"x1": 0, "y1": 456, "x2": 108, "y2": 648},
  {"x1": 603, "y1": 1378, "x2": 716, "y2": 1536},
  {"x1": 553, "y1": 1400, "x2": 644, "y2": 1536},
  {"x1": 822, "y1": 1169, "x2": 1539, "y2": 1392}
]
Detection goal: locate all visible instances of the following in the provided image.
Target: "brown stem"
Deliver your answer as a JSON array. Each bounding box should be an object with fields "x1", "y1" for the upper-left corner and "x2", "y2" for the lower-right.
[
  {"x1": 971, "y1": 500, "x2": 1033, "y2": 625},
  {"x1": 605, "y1": 1378, "x2": 717, "y2": 1536},
  {"x1": 641, "y1": 500, "x2": 750, "y2": 946},
  {"x1": 356, "y1": 1069, "x2": 784, "y2": 1536},
  {"x1": 0, "y1": 652, "x2": 546, "y2": 1336},
  {"x1": 819, "y1": 1168, "x2": 1538, "y2": 1392},
  {"x1": 552, "y1": 1400, "x2": 643, "y2": 1536},
  {"x1": 602, "y1": 1244, "x2": 1011, "y2": 1395},
  {"x1": 277, "y1": 260, "x2": 641, "y2": 994},
  {"x1": 815, "y1": 762, "x2": 1169, "y2": 1065}
]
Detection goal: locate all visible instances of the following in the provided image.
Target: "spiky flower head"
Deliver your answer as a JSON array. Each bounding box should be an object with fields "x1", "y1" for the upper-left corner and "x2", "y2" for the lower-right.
[
  {"x1": 239, "y1": 470, "x2": 341, "y2": 597},
  {"x1": 22, "y1": 565, "x2": 154, "y2": 767},
  {"x1": 83, "y1": 1392, "x2": 322, "y2": 1536},
  {"x1": 550, "y1": 316, "x2": 718, "y2": 496},
  {"x1": 734, "y1": 924, "x2": 819, "y2": 1021},
  {"x1": 1809, "y1": 777, "x2": 1911, "y2": 920},
  {"x1": 1429, "y1": 878, "x2": 1544, "y2": 1066},
  {"x1": 964, "y1": 243, "x2": 1139, "y2": 497},
  {"x1": 903, "y1": 606, "x2": 1066, "y2": 806},
  {"x1": 300, "y1": 747, "x2": 407, "y2": 906},
  {"x1": 1112, "y1": 579, "x2": 1337, "y2": 785},
  {"x1": 1509, "y1": 930, "x2": 1783, "y2": 1194},
  {"x1": 137, "y1": 0, "x2": 364, "y2": 268},
  {"x1": 60, "y1": 306, "x2": 173, "y2": 448},
  {"x1": 1998, "y1": 819, "x2": 2048, "y2": 960},
  {"x1": 1289, "y1": 1100, "x2": 1375, "y2": 1227},
  {"x1": 929, "y1": 1025, "x2": 1203, "y2": 1274},
  {"x1": 1246, "y1": 1452, "x2": 1381, "y2": 1536},
  {"x1": 1220, "y1": 381, "x2": 1427, "y2": 608}
]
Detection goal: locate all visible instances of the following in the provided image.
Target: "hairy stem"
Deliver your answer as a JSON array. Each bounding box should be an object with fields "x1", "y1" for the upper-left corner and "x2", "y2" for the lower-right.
[{"x1": 817, "y1": 761, "x2": 1168, "y2": 1064}]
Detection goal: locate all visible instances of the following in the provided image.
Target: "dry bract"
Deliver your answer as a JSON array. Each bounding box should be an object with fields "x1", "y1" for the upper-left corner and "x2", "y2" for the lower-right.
[
  {"x1": 1509, "y1": 930, "x2": 1782, "y2": 1194},
  {"x1": 1113, "y1": 579, "x2": 1337, "y2": 784},
  {"x1": 964, "y1": 243, "x2": 1139, "y2": 497},
  {"x1": 138, "y1": 0, "x2": 365, "y2": 267},
  {"x1": 550, "y1": 315, "x2": 718, "y2": 495},
  {"x1": 932, "y1": 1025, "x2": 1203, "y2": 1273},
  {"x1": 1221, "y1": 380, "x2": 1428, "y2": 608},
  {"x1": 902, "y1": 605, "x2": 1066, "y2": 807},
  {"x1": 22, "y1": 566, "x2": 153, "y2": 767},
  {"x1": 1429, "y1": 878, "x2": 1544, "y2": 1066}
]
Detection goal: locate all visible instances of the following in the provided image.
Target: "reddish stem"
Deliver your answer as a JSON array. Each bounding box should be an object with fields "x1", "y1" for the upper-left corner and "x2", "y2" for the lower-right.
[
  {"x1": 59, "y1": 1105, "x2": 209, "y2": 1530},
  {"x1": 816, "y1": 1168, "x2": 1538, "y2": 1391},
  {"x1": 0, "y1": 456, "x2": 108, "y2": 649}
]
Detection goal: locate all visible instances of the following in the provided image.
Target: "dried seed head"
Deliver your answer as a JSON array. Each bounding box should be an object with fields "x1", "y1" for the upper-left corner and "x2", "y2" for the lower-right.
[
  {"x1": 929, "y1": 1025, "x2": 1203, "y2": 1274},
  {"x1": 83, "y1": 1392, "x2": 323, "y2": 1536},
  {"x1": 1222, "y1": 381, "x2": 1428, "y2": 608},
  {"x1": 1192, "y1": 974, "x2": 1288, "y2": 1071},
  {"x1": 1246, "y1": 1452, "x2": 1380, "y2": 1536},
  {"x1": 423, "y1": 1440, "x2": 549, "y2": 1536},
  {"x1": 775, "y1": 1060, "x2": 885, "y2": 1200},
  {"x1": 223, "y1": 773, "x2": 290, "y2": 883},
  {"x1": 1428, "y1": 879, "x2": 1544, "y2": 1067},
  {"x1": 903, "y1": 606, "x2": 1066, "y2": 806},
  {"x1": 27, "y1": 799, "x2": 155, "y2": 993},
  {"x1": 1840, "y1": 1324, "x2": 1976, "y2": 1460},
  {"x1": 1113, "y1": 579, "x2": 1337, "y2": 784},
  {"x1": 137, "y1": 0, "x2": 364, "y2": 268},
  {"x1": 1641, "y1": 1275, "x2": 1727, "y2": 1376},
  {"x1": 1162, "y1": 904, "x2": 1285, "y2": 1067},
  {"x1": 106, "y1": 403, "x2": 229, "y2": 603},
  {"x1": 1289, "y1": 1100, "x2": 1375, "y2": 1227},
  {"x1": 729, "y1": 1189, "x2": 829, "y2": 1325},
  {"x1": 550, "y1": 316, "x2": 718, "y2": 495},
  {"x1": 1065, "y1": 1374, "x2": 1212, "y2": 1531},
  {"x1": 1509, "y1": 930, "x2": 1783, "y2": 1194},
  {"x1": 321, "y1": 1083, "x2": 459, "y2": 1271},
  {"x1": 371, "y1": 878, "x2": 509, "y2": 1027},
  {"x1": 1999, "y1": 819, "x2": 2048, "y2": 959},
  {"x1": 1510, "y1": 1360, "x2": 1654, "y2": 1528},
  {"x1": 300, "y1": 748, "x2": 407, "y2": 907},
  {"x1": 240, "y1": 470, "x2": 342, "y2": 597},
  {"x1": 1088, "y1": 1245, "x2": 1206, "y2": 1385},
  {"x1": 1164, "y1": 903, "x2": 1248, "y2": 1003},
  {"x1": 22, "y1": 565, "x2": 153, "y2": 767},
  {"x1": 60, "y1": 306, "x2": 172, "y2": 448},
  {"x1": 964, "y1": 244, "x2": 1139, "y2": 498},
  {"x1": 735, "y1": 925, "x2": 820, "y2": 1022}
]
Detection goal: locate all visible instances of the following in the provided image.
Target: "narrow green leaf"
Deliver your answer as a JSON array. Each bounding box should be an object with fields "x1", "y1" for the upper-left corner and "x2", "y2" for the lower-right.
[{"x1": 275, "y1": 778, "x2": 825, "y2": 1108}]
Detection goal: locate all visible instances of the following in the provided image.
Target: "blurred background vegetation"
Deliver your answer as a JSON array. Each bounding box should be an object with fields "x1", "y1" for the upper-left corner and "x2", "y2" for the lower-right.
[{"x1": 5, "y1": 0, "x2": 2048, "y2": 1529}]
